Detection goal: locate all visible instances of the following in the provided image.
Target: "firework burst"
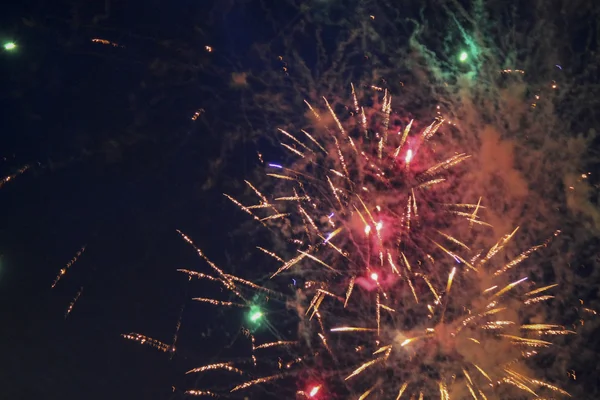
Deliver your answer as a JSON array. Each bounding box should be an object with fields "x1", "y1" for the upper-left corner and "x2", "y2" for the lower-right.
[
  {"x1": 253, "y1": 84, "x2": 481, "y2": 287},
  {"x1": 321, "y1": 227, "x2": 569, "y2": 399},
  {"x1": 142, "y1": 86, "x2": 571, "y2": 399}
]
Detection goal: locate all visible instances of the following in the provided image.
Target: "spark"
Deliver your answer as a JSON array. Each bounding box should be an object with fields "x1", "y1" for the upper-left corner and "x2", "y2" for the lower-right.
[
  {"x1": 331, "y1": 327, "x2": 377, "y2": 332},
  {"x1": 186, "y1": 362, "x2": 244, "y2": 375},
  {"x1": 91, "y1": 38, "x2": 122, "y2": 47},
  {"x1": 396, "y1": 382, "x2": 409, "y2": 399},
  {"x1": 1, "y1": 164, "x2": 30, "y2": 189},
  {"x1": 405, "y1": 149, "x2": 413, "y2": 163},
  {"x1": 446, "y1": 266, "x2": 457, "y2": 293},
  {"x1": 64, "y1": 287, "x2": 83, "y2": 318},
  {"x1": 52, "y1": 245, "x2": 86, "y2": 288},
  {"x1": 230, "y1": 374, "x2": 285, "y2": 392},
  {"x1": 192, "y1": 297, "x2": 246, "y2": 307},
  {"x1": 254, "y1": 340, "x2": 297, "y2": 350},
  {"x1": 185, "y1": 390, "x2": 219, "y2": 397},
  {"x1": 171, "y1": 86, "x2": 570, "y2": 399},
  {"x1": 191, "y1": 108, "x2": 205, "y2": 120},
  {"x1": 249, "y1": 310, "x2": 263, "y2": 322},
  {"x1": 122, "y1": 333, "x2": 170, "y2": 352},
  {"x1": 309, "y1": 385, "x2": 320, "y2": 397}
]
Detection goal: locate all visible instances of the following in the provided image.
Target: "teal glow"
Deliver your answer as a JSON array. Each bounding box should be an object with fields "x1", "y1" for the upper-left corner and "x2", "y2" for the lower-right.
[{"x1": 248, "y1": 305, "x2": 263, "y2": 323}]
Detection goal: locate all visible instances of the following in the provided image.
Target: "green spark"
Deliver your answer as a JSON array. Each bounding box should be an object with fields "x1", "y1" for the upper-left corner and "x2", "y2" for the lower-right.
[
  {"x1": 250, "y1": 311, "x2": 262, "y2": 322},
  {"x1": 4, "y1": 42, "x2": 16, "y2": 51},
  {"x1": 248, "y1": 305, "x2": 263, "y2": 323},
  {"x1": 459, "y1": 51, "x2": 468, "y2": 62}
]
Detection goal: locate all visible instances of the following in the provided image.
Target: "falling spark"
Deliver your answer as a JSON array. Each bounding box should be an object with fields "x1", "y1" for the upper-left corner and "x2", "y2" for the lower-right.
[
  {"x1": 52, "y1": 245, "x2": 86, "y2": 288},
  {"x1": 167, "y1": 86, "x2": 570, "y2": 399},
  {"x1": 191, "y1": 108, "x2": 205, "y2": 120},
  {"x1": 0, "y1": 164, "x2": 30, "y2": 189},
  {"x1": 91, "y1": 38, "x2": 122, "y2": 47},
  {"x1": 64, "y1": 287, "x2": 83, "y2": 318},
  {"x1": 186, "y1": 362, "x2": 244, "y2": 375},
  {"x1": 185, "y1": 390, "x2": 219, "y2": 397},
  {"x1": 122, "y1": 333, "x2": 170, "y2": 352}
]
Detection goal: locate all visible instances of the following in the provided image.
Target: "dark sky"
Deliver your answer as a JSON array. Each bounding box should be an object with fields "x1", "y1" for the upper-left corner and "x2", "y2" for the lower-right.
[
  {"x1": 0, "y1": 1, "x2": 269, "y2": 398},
  {"x1": 0, "y1": 1, "x2": 599, "y2": 399}
]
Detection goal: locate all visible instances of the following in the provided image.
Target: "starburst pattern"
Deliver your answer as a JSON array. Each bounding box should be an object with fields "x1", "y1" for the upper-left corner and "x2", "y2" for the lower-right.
[{"x1": 170, "y1": 87, "x2": 571, "y2": 399}]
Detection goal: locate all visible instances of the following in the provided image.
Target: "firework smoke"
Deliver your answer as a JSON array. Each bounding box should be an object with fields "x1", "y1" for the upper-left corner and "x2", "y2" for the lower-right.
[
  {"x1": 178, "y1": 87, "x2": 576, "y2": 399},
  {"x1": 121, "y1": 1, "x2": 598, "y2": 398}
]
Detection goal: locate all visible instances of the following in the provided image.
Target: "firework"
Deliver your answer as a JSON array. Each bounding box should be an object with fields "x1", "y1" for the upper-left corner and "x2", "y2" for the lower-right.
[
  {"x1": 118, "y1": 86, "x2": 572, "y2": 398},
  {"x1": 167, "y1": 87, "x2": 571, "y2": 399},
  {"x1": 178, "y1": 225, "x2": 569, "y2": 398},
  {"x1": 255, "y1": 85, "x2": 479, "y2": 286}
]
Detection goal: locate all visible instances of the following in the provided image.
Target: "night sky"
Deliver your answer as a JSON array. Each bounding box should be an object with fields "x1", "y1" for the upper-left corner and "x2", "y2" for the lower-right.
[
  {"x1": 0, "y1": 1, "x2": 265, "y2": 398},
  {"x1": 1, "y1": 1, "x2": 599, "y2": 399}
]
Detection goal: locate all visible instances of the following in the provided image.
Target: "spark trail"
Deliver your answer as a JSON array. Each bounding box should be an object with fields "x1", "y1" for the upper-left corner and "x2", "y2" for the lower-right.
[{"x1": 173, "y1": 87, "x2": 571, "y2": 398}]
